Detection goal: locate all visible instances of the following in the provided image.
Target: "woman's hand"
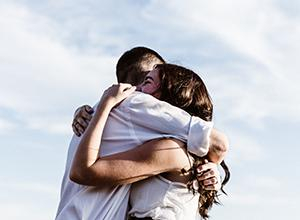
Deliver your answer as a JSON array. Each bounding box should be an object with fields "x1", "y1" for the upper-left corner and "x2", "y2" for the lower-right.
[{"x1": 99, "y1": 83, "x2": 136, "y2": 109}]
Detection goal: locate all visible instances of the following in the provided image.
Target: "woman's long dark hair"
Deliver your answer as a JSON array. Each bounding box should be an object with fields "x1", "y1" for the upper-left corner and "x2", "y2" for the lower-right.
[{"x1": 156, "y1": 64, "x2": 230, "y2": 219}]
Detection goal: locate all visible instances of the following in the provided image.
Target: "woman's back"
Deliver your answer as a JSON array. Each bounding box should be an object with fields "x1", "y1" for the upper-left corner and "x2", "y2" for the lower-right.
[{"x1": 129, "y1": 175, "x2": 200, "y2": 220}]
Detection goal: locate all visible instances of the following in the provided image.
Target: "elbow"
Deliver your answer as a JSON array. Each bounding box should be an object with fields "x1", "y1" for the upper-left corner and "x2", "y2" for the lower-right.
[
  {"x1": 69, "y1": 168, "x2": 86, "y2": 185},
  {"x1": 208, "y1": 131, "x2": 229, "y2": 163},
  {"x1": 69, "y1": 166, "x2": 94, "y2": 185},
  {"x1": 69, "y1": 165, "x2": 113, "y2": 187},
  {"x1": 218, "y1": 133, "x2": 229, "y2": 155}
]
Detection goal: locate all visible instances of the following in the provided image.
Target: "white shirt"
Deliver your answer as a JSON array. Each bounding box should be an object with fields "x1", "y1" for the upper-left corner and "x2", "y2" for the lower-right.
[
  {"x1": 55, "y1": 92, "x2": 212, "y2": 220},
  {"x1": 129, "y1": 175, "x2": 200, "y2": 220}
]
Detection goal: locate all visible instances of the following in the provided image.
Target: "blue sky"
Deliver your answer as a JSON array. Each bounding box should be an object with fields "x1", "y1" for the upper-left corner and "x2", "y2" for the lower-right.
[{"x1": 0, "y1": 0, "x2": 299, "y2": 219}]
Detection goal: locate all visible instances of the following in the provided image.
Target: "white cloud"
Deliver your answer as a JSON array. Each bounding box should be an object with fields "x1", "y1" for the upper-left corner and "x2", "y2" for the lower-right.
[
  {"x1": 141, "y1": 0, "x2": 300, "y2": 126},
  {"x1": 0, "y1": 181, "x2": 58, "y2": 197},
  {"x1": 226, "y1": 131, "x2": 265, "y2": 163},
  {"x1": 0, "y1": 3, "x2": 116, "y2": 134},
  {"x1": 25, "y1": 115, "x2": 71, "y2": 135},
  {"x1": 0, "y1": 180, "x2": 59, "y2": 220},
  {"x1": 0, "y1": 1, "x2": 299, "y2": 220},
  {"x1": 0, "y1": 117, "x2": 17, "y2": 134}
]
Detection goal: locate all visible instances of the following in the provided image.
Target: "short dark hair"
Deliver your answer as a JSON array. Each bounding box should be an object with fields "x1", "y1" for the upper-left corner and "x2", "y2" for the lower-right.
[{"x1": 116, "y1": 46, "x2": 165, "y2": 85}]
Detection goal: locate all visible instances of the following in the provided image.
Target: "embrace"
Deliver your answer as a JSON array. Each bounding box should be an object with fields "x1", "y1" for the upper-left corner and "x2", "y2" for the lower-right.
[{"x1": 56, "y1": 47, "x2": 230, "y2": 220}]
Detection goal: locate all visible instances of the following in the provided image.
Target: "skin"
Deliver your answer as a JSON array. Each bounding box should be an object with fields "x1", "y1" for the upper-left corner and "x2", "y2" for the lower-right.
[
  {"x1": 140, "y1": 69, "x2": 161, "y2": 99},
  {"x1": 70, "y1": 79, "x2": 225, "y2": 190},
  {"x1": 71, "y1": 61, "x2": 228, "y2": 190},
  {"x1": 70, "y1": 84, "x2": 193, "y2": 186}
]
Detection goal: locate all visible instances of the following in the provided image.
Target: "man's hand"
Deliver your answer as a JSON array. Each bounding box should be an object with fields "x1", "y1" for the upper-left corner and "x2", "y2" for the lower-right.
[
  {"x1": 72, "y1": 84, "x2": 136, "y2": 137},
  {"x1": 72, "y1": 105, "x2": 94, "y2": 136},
  {"x1": 197, "y1": 160, "x2": 221, "y2": 191}
]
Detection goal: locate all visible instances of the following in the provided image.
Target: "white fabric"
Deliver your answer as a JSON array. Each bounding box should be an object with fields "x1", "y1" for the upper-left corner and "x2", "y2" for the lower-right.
[
  {"x1": 55, "y1": 92, "x2": 212, "y2": 220},
  {"x1": 129, "y1": 175, "x2": 200, "y2": 220}
]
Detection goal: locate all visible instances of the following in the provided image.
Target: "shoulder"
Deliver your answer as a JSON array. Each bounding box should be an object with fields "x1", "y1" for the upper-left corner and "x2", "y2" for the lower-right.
[
  {"x1": 144, "y1": 138, "x2": 191, "y2": 171},
  {"x1": 121, "y1": 91, "x2": 160, "y2": 107},
  {"x1": 121, "y1": 91, "x2": 185, "y2": 115}
]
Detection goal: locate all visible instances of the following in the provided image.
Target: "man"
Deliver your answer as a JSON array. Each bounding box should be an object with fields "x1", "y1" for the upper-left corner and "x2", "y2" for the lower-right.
[{"x1": 56, "y1": 47, "x2": 228, "y2": 220}]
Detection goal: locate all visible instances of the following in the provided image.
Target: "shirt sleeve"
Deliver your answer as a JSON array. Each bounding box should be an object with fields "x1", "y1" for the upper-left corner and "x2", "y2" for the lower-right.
[{"x1": 121, "y1": 92, "x2": 213, "y2": 157}]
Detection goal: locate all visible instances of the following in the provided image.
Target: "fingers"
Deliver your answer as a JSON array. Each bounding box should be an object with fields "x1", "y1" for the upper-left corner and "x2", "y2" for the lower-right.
[
  {"x1": 202, "y1": 180, "x2": 221, "y2": 191},
  {"x1": 75, "y1": 123, "x2": 85, "y2": 135},
  {"x1": 72, "y1": 126, "x2": 81, "y2": 137},
  {"x1": 196, "y1": 161, "x2": 221, "y2": 191},
  {"x1": 72, "y1": 105, "x2": 93, "y2": 136},
  {"x1": 83, "y1": 106, "x2": 94, "y2": 119},
  {"x1": 119, "y1": 83, "x2": 134, "y2": 89},
  {"x1": 77, "y1": 117, "x2": 88, "y2": 128},
  {"x1": 103, "y1": 83, "x2": 136, "y2": 106},
  {"x1": 203, "y1": 176, "x2": 219, "y2": 186},
  {"x1": 118, "y1": 83, "x2": 136, "y2": 93},
  {"x1": 84, "y1": 105, "x2": 94, "y2": 113},
  {"x1": 196, "y1": 162, "x2": 222, "y2": 191},
  {"x1": 197, "y1": 168, "x2": 217, "y2": 181},
  {"x1": 197, "y1": 162, "x2": 217, "y2": 175},
  {"x1": 72, "y1": 120, "x2": 86, "y2": 136},
  {"x1": 122, "y1": 85, "x2": 136, "y2": 96}
]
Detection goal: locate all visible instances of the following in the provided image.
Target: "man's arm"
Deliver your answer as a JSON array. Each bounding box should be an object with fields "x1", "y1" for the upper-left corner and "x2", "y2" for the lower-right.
[
  {"x1": 124, "y1": 92, "x2": 213, "y2": 157},
  {"x1": 70, "y1": 89, "x2": 226, "y2": 188},
  {"x1": 72, "y1": 102, "x2": 228, "y2": 164},
  {"x1": 208, "y1": 129, "x2": 229, "y2": 164}
]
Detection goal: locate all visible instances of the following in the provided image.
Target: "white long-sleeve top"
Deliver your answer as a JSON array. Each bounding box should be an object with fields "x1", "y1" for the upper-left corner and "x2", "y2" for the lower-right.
[{"x1": 55, "y1": 92, "x2": 212, "y2": 220}]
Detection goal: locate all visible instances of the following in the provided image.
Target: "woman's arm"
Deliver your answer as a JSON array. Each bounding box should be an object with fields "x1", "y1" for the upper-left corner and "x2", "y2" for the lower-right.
[
  {"x1": 70, "y1": 84, "x2": 225, "y2": 188},
  {"x1": 69, "y1": 84, "x2": 192, "y2": 187},
  {"x1": 70, "y1": 137, "x2": 189, "y2": 187},
  {"x1": 70, "y1": 83, "x2": 136, "y2": 184},
  {"x1": 71, "y1": 136, "x2": 221, "y2": 190}
]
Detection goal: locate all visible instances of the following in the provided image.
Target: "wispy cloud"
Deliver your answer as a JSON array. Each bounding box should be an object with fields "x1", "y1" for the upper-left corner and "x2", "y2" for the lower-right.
[
  {"x1": 0, "y1": 3, "x2": 116, "y2": 134},
  {"x1": 138, "y1": 0, "x2": 300, "y2": 127},
  {"x1": 0, "y1": 117, "x2": 17, "y2": 134},
  {"x1": 0, "y1": 1, "x2": 299, "y2": 220},
  {"x1": 0, "y1": 181, "x2": 59, "y2": 220}
]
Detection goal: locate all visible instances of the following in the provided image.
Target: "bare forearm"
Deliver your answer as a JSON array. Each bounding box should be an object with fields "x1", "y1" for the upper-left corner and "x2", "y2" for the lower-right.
[
  {"x1": 71, "y1": 138, "x2": 187, "y2": 187},
  {"x1": 70, "y1": 83, "x2": 136, "y2": 184},
  {"x1": 70, "y1": 101, "x2": 112, "y2": 181}
]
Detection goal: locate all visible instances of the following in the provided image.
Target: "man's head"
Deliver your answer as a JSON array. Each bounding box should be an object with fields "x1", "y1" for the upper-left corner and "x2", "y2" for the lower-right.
[{"x1": 116, "y1": 46, "x2": 165, "y2": 86}]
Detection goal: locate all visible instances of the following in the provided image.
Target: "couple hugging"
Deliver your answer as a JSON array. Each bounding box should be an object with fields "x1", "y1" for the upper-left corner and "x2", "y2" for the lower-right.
[{"x1": 56, "y1": 46, "x2": 230, "y2": 220}]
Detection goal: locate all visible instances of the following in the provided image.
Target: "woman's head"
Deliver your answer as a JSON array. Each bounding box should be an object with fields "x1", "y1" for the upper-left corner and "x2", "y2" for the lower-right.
[
  {"x1": 141, "y1": 63, "x2": 213, "y2": 122},
  {"x1": 141, "y1": 64, "x2": 229, "y2": 219},
  {"x1": 140, "y1": 68, "x2": 161, "y2": 99}
]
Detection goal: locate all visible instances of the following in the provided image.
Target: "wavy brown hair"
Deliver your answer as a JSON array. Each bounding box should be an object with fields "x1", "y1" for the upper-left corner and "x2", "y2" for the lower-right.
[{"x1": 155, "y1": 63, "x2": 230, "y2": 219}]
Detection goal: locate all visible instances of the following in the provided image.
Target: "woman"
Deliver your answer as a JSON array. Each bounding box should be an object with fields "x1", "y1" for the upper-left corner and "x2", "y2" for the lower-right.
[{"x1": 71, "y1": 64, "x2": 230, "y2": 219}]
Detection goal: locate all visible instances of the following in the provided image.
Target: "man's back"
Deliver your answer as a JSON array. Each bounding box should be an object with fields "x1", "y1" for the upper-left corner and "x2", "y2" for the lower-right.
[{"x1": 56, "y1": 92, "x2": 210, "y2": 220}]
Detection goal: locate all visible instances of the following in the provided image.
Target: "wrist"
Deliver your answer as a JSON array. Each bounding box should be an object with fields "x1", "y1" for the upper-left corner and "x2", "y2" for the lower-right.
[{"x1": 96, "y1": 99, "x2": 114, "y2": 115}]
